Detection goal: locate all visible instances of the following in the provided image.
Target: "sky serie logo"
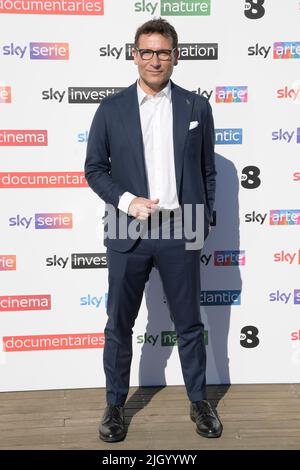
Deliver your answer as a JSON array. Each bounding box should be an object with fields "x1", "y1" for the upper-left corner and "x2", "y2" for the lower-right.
[
  {"x1": 9, "y1": 213, "x2": 73, "y2": 229},
  {"x1": 0, "y1": 255, "x2": 16, "y2": 271},
  {"x1": 0, "y1": 86, "x2": 11, "y2": 103},
  {"x1": 2, "y1": 42, "x2": 69, "y2": 60}
]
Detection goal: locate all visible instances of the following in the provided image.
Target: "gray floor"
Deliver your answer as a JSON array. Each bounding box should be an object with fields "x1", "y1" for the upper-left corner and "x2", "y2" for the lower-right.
[{"x1": 0, "y1": 384, "x2": 300, "y2": 450}]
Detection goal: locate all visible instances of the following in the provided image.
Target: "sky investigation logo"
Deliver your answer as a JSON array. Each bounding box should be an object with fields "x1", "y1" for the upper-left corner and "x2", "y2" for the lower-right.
[
  {"x1": 124, "y1": 43, "x2": 218, "y2": 61},
  {"x1": 133, "y1": 0, "x2": 211, "y2": 16}
]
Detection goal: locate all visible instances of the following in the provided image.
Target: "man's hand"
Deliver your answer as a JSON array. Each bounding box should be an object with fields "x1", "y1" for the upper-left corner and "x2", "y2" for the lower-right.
[{"x1": 128, "y1": 197, "x2": 160, "y2": 220}]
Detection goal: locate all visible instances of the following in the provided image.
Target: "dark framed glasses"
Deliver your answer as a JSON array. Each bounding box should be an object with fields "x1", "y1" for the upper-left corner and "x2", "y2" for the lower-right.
[{"x1": 135, "y1": 47, "x2": 177, "y2": 61}]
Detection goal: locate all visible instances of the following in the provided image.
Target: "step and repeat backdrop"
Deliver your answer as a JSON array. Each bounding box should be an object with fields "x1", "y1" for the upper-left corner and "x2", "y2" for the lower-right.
[{"x1": 0, "y1": 0, "x2": 300, "y2": 392}]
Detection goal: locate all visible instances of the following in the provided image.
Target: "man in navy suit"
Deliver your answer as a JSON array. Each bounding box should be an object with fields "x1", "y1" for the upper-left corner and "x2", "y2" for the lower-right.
[{"x1": 85, "y1": 18, "x2": 222, "y2": 442}]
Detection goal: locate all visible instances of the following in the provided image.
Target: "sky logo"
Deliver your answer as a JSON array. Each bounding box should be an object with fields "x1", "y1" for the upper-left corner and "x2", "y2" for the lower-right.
[
  {"x1": 269, "y1": 210, "x2": 300, "y2": 225},
  {"x1": 2, "y1": 43, "x2": 69, "y2": 60},
  {"x1": 77, "y1": 131, "x2": 89, "y2": 143},
  {"x1": 273, "y1": 42, "x2": 300, "y2": 59},
  {"x1": 269, "y1": 289, "x2": 300, "y2": 304},
  {"x1": 215, "y1": 128, "x2": 243, "y2": 144},
  {"x1": 214, "y1": 251, "x2": 246, "y2": 266},
  {"x1": 215, "y1": 86, "x2": 248, "y2": 103},
  {"x1": 80, "y1": 294, "x2": 108, "y2": 309},
  {"x1": 200, "y1": 290, "x2": 241, "y2": 306},
  {"x1": 272, "y1": 128, "x2": 300, "y2": 143}
]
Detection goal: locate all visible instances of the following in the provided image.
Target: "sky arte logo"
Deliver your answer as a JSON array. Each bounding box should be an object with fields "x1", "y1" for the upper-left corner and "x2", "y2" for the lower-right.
[
  {"x1": 269, "y1": 210, "x2": 300, "y2": 225},
  {"x1": 214, "y1": 251, "x2": 245, "y2": 266},
  {"x1": 216, "y1": 87, "x2": 248, "y2": 103}
]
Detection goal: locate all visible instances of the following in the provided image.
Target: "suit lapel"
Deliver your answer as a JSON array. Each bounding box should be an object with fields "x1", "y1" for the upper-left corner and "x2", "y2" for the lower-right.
[
  {"x1": 116, "y1": 82, "x2": 149, "y2": 197},
  {"x1": 171, "y1": 81, "x2": 193, "y2": 197}
]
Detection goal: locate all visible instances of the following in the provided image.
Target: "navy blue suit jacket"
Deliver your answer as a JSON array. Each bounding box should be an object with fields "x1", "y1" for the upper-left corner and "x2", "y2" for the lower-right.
[{"x1": 85, "y1": 80, "x2": 216, "y2": 252}]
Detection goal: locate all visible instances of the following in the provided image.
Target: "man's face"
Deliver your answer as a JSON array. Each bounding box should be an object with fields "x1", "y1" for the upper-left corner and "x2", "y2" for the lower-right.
[{"x1": 132, "y1": 33, "x2": 178, "y2": 93}]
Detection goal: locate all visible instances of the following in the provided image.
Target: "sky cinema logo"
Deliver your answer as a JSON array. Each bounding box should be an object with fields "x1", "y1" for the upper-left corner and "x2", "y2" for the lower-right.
[
  {"x1": 0, "y1": 0, "x2": 104, "y2": 15},
  {"x1": 134, "y1": 0, "x2": 211, "y2": 16},
  {"x1": 0, "y1": 295, "x2": 51, "y2": 312},
  {"x1": 0, "y1": 130, "x2": 48, "y2": 146}
]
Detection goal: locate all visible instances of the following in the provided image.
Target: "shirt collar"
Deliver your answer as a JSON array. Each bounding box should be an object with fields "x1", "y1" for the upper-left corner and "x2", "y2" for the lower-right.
[{"x1": 137, "y1": 79, "x2": 172, "y2": 106}]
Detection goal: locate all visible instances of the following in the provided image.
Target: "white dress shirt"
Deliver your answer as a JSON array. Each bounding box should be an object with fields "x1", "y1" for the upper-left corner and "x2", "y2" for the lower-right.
[{"x1": 118, "y1": 80, "x2": 179, "y2": 214}]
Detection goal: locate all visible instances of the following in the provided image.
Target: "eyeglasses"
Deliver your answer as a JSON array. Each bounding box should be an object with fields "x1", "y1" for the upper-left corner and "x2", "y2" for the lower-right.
[{"x1": 135, "y1": 47, "x2": 177, "y2": 61}]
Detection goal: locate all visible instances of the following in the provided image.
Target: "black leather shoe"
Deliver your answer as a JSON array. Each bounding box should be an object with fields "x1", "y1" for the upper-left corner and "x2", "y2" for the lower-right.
[
  {"x1": 99, "y1": 405, "x2": 126, "y2": 442},
  {"x1": 190, "y1": 400, "x2": 223, "y2": 438}
]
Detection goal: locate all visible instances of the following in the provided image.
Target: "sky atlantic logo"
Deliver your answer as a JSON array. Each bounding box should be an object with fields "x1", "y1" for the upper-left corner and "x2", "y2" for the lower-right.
[
  {"x1": 42, "y1": 87, "x2": 125, "y2": 103},
  {"x1": 2, "y1": 42, "x2": 69, "y2": 60},
  {"x1": 215, "y1": 87, "x2": 248, "y2": 103},
  {"x1": 0, "y1": 294, "x2": 51, "y2": 312},
  {"x1": 46, "y1": 253, "x2": 107, "y2": 269},
  {"x1": 9, "y1": 213, "x2": 73, "y2": 230},
  {"x1": 0, "y1": 172, "x2": 87, "y2": 188},
  {"x1": 0, "y1": 255, "x2": 16, "y2": 271},
  {"x1": 0, "y1": 86, "x2": 11, "y2": 103},
  {"x1": 200, "y1": 290, "x2": 241, "y2": 306},
  {"x1": 0, "y1": 130, "x2": 48, "y2": 146},
  {"x1": 272, "y1": 128, "x2": 300, "y2": 144},
  {"x1": 0, "y1": 0, "x2": 104, "y2": 15},
  {"x1": 133, "y1": 0, "x2": 211, "y2": 16},
  {"x1": 269, "y1": 210, "x2": 300, "y2": 225},
  {"x1": 215, "y1": 128, "x2": 243, "y2": 145}
]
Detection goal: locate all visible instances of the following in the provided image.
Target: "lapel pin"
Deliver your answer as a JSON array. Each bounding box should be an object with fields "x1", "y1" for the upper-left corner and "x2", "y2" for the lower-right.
[{"x1": 186, "y1": 99, "x2": 190, "y2": 105}]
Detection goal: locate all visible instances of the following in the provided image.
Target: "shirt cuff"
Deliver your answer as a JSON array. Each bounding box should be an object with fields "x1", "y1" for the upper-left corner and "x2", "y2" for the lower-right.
[{"x1": 118, "y1": 192, "x2": 137, "y2": 215}]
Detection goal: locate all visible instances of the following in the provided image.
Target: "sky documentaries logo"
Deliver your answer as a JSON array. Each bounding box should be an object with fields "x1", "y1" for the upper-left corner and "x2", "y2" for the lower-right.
[
  {"x1": 0, "y1": 255, "x2": 16, "y2": 271},
  {"x1": 9, "y1": 213, "x2": 73, "y2": 229},
  {"x1": 0, "y1": 86, "x2": 11, "y2": 103},
  {"x1": 2, "y1": 42, "x2": 69, "y2": 60},
  {"x1": 3, "y1": 333, "x2": 105, "y2": 352},
  {"x1": 134, "y1": 0, "x2": 211, "y2": 15},
  {"x1": 0, "y1": 172, "x2": 87, "y2": 188},
  {"x1": 0, "y1": 295, "x2": 51, "y2": 312},
  {"x1": 0, "y1": 130, "x2": 48, "y2": 146},
  {"x1": 0, "y1": 0, "x2": 104, "y2": 15},
  {"x1": 216, "y1": 87, "x2": 248, "y2": 103}
]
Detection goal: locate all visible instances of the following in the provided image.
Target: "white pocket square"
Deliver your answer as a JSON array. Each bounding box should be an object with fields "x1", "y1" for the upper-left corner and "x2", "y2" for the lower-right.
[{"x1": 189, "y1": 120, "x2": 199, "y2": 130}]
